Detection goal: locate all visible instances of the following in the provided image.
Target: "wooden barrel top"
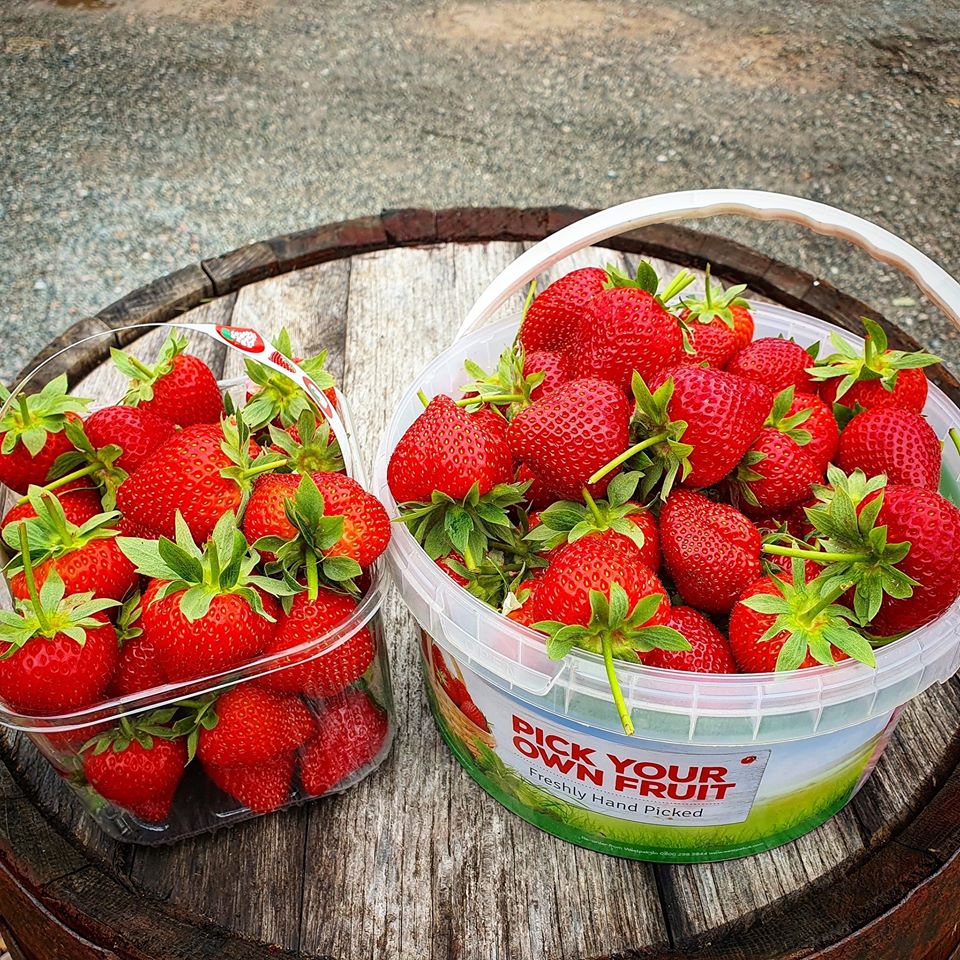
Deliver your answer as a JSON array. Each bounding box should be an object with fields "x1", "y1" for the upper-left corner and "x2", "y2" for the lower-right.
[{"x1": 1, "y1": 207, "x2": 960, "y2": 960}]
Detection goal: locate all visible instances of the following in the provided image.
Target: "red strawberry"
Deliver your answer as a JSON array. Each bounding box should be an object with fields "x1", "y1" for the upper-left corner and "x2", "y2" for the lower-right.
[
  {"x1": 734, "y1": 427, "x2": 821, "y2": 514},
  {"x1": 575, "y1": 287, "x2": 685, "y2": 391},
  {"x1": 865, "y1": 485, "x2": 960, "y2": 636},
  {"x1": 124, "y1": 513, "x2": 287, "y2": 683},
  {"x1": 660, "y1": 490, "x2": 762, "y2": 614},
  {"x1": 809, "y1": 318, "x2": 938, "y2": 414},
  {"x1": 728, "y1": 572, "x2": 865, "y2": 672},
  {"x1": 528, "y1": 537, "x2": 686, "y2": 733},
  {"x1": 84, "y1": 405, "x2": 177, "y2": 473},
  {"x1": 141, "y1": 580, "x2": 279, "y2": 683},
  {"x1": 630, "y1": 366, "x2": 769, "y2": 493},
  {"x1": 388, "y1": 394, "x2": 513, "y2": 503},
  {"x1": 1, "y1": 487, "x2": 102, "y2": 537},
  {"x1": 109, "y1": 635, "x2": 166, "y2": 698},
  {"x1": 5, "y1": 492, "x2": 136, "y2": 604},
  {"x1": 729, "y1": 304, "x2": 755, "y2": 350},
  {"x1": 197, "y1": 686, "x2": 313, "y2": 768},
  {"x1": 507, "y1": 378, "x2": 630, "y2": 500},
  {"x1": 726, "y1": 337, "x2": 816, "y2": 395},
  {"x1": 436, "y1": 552, "x2": 470, "y2": 587},
  {"x1": 116, "y1": 419, "x2": 266, "y2": 542},
  {"x1": 506, "y1": 577, "x2": 542, "y2": 626},
  {"x1": 643, "y1": 607, "x2": 737, "y2": 674},
  {"x1": 523, "y1": 350, "x2": 572, "y2": 401},
  {"x1": 516, "y1": 462, "x2": 559, "y2": 509},
  {"x1": 113, "y1": 331, "x2": 224, "y2": 427},
  {"x1": 530, "y1": 537, "x2": 669, "y2": 630},
  {"x1": 441, "y1": 675, "x2": 469, "y2": 707},
  {"x1": 206, "y1": 753, "x2": 296, "y2": 813},
  {"x1": 0, "y1": 376, "x2": 89, "y2": 494},
  {"x1": 676, "y1": 271, "x2": 752, "y2": 368},
  {"x1": 256, "y1": 588, "x2": 375, "y2": 698},
  {"x1": 82, "y1": 717, "x2": 186, "y2": 823},
  {"x1": 0, "y1": 570, "x2": 118, "y2": 715},
  {"x1": 243, "y1": 471, "x2": 390, "y2": 569},
  {"x1": 517, "y1": 267, "x2": 607, "y2": 353},
  {"x1": 300, "y1": 690, "x2": 389, "y2": 795},
  {"x1": 679, "y1": 317, "x2": 738, "y2": 368},
  {"x1": 431, "y1": 646, "x2": 454, "y2": 686},
  {"x1": 836, "y1": 407, "x2": 941, "y2": 491},
  {"x1": 469, "y1": 407, "x2": 510, "y2": 447},
  {"x1": 776, "y1": 390, "x2": 839, "y2": 473}
]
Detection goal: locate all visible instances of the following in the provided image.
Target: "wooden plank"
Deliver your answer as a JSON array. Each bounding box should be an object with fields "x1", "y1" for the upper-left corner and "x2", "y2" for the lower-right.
[
  {"x1": 851, "y1": 680, "x2": 960, "y2": 844},
  {"x1": 296, "y1": 242, "x2": 668, "y2": 960}
]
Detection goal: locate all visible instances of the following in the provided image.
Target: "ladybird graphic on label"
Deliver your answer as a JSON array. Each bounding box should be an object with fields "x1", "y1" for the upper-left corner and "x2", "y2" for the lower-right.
[{"x1": 216, "y1": 325, "x2": 265, "y2": 353}]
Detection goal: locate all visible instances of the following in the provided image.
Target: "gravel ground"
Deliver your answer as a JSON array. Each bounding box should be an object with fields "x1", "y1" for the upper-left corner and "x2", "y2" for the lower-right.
[{"x1": 1, "y1": 0, "x2": 959, "y2": 380}]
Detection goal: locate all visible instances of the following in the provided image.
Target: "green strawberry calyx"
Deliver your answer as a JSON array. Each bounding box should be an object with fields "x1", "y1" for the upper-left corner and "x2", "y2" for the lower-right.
[
  {"x1": 739, "y1": 559, "x2": 876, "y2": 671},
  {"x1": 806, "y1": 317, "x2": 940, "y2": 400},
  {"x1": 0, "y1": 374, "x2": 91, "y2": 457},
  {"x1": 81, "y1": 707, "x2": 182, "y2": 756},
  {"x1": 603, "y1": 261, "x2": 697, "y2": 308},
  {"x1": 111, "y1": 330, "x2": 188, "y2": 407},
  {"x1": 589, "y1": 373, "x2": 692, "y2": 501},
  {"x1": 117, "y1": 511, "x2": 298, "y2": 624},
  {"x1": 395, "y1": 480, "x2": 530, "y2": 571},
  {"x1": 443, "y1": 551, "x2": 543, "y2": 610},
  {"x1": 525, "y1": 471, "x2": 650, "y2": 552},
  {"x1": 268, "y1": 409, "x2": 343, "y2": 474},
  {"x1": 253, "y1": 473, "x2": 363, "y2": 602},
  {"x1": 761, "y1": 467, "x2": 917, "y2": 625},
  {"x1": 0, "y1": 530, "x2": 119, "y2": 653},
  {"x1": 3, "y1": 486, "x2": 120, "y2": 575},
  {"x1": 36, "y1": 418, "x2": 127, "y2": 509},
  {"x1": 764, "y1": 386, "x2": 813, "y2": 445},
  {"x1": 170, "y1": 693, "x2": 219, "y2": 763},
  {"x1": 458, "y1": 344, "x2": 544, "y2": 419},
  {"x1": 534, "y1": 584, "x2": 688, "y2": 735},
  {"x1": 242, "y1": 327, "x2": 337, "y2": 430},
  {"x1": 220, "y1": 416, "x2": 288, "y2": 505},
  {"x1": 677, "y1": 264, "x2": 749, "y2": 328},
  {"x1": 115, "y1": 590, "x2": 144, "y2": 646}
]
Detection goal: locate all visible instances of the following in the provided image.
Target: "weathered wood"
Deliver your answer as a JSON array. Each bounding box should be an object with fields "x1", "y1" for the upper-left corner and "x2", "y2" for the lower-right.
[
  {"x1": 95, "y1": 266, "x2": 213, "y2": 347},
  {"x1": 11, "y1": 317, "x2": 116, "y2": 394},
  {"x1": 0, "y1": 213, "x2": 959, "y2": 960}
]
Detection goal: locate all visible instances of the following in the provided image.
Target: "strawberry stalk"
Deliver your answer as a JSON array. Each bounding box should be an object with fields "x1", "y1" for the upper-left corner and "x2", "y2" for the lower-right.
[
  {"x1": 16, "y1": 462, "x2": 98, "y2": 505},
  {"x1": 17, "y1": 523, "x2": 50, "y2": 634},
  {"x1": 305, "y1": 550, "x2": 320, "y2": 601},
  {"x1": 951, "y1": 427, "x2": 960, "y2": 457},
  {"x1": 762, "y1": 544, "x2": 871, "y2": 564},
  {"x1": 455, "y1": 394, "x2": 524, "y2": 407},
  {"x1": 600, "y1": 631, "x2": 634, "y2": 736},
  {"x1": 588, "y1": 432, "x2": 670, "y2": 485},
  {"x1": 581, "y1": 488, "x2": 603, "y2": 526},
  {"x1": 417, "y1": 390, "x2": 430, "y2": 409}
]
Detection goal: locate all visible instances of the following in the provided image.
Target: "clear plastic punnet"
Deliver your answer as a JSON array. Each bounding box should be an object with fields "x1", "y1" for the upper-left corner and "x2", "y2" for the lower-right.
[
  {"x1": 375, "y1": 190, "x2": 960, "y2": 863},
  {"x1": 0, "y1": 323, "x2": 395, "y2": 844}
]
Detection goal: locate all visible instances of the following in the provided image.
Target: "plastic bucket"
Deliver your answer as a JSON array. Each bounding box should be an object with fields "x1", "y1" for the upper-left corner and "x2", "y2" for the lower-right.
[
  {"x1": 0, "y1": 323, "x2": 395, "y2": 844},
  {"x1": 374, "y1": 190, "x2": 960, "y2": 863}
]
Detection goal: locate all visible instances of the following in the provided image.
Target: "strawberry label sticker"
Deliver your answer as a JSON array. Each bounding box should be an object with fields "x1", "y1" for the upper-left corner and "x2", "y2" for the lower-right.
[{"x1": 215, "y1": 325, "x2": 265, "y2": 353}]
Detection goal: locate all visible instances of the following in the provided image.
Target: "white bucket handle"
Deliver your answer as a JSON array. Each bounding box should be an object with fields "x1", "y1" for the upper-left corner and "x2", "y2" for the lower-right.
[{"x1": 456, "y1": 189, "x2": 960, "y2": 342}]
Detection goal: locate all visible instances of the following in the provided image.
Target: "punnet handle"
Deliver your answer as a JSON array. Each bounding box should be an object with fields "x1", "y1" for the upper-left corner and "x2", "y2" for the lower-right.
[{"x1": 455, "y1": 189, "x2": 960, "y2": 342}]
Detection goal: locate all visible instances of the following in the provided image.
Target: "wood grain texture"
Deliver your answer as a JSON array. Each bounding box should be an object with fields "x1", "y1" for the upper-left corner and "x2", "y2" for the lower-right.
[{"x1": 0, "y1": 223, "x2": 958, "y2": 960}]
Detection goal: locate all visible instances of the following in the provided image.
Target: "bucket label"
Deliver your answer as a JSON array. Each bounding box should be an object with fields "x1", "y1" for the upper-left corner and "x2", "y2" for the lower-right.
[{"x1": 502, "y1": 710, "x2": 770, "y2": 826}]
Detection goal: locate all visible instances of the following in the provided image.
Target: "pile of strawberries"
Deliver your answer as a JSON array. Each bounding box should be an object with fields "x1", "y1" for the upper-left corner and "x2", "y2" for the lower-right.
[
  {"x1": 0, "y1": 329, "x2": 391, "y2": 823},
  {"x1": 388, "y1": 263, "x2": 960, "y2": 734}
]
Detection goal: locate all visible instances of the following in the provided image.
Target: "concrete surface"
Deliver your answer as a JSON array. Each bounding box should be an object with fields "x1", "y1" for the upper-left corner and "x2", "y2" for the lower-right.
[{"x1": 1, "y1": 0, "x2": 959, "y2": 380}]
